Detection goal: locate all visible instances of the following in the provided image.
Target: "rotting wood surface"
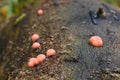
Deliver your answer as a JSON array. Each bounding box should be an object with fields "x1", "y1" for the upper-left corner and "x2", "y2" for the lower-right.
[{"x1": 0, "y1": 0, "x2": 120, "y2": 80}]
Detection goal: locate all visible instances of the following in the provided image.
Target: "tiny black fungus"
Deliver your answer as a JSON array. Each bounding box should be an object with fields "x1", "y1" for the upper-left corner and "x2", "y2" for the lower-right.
[
  {"x1": 89, "y1": 7, "x2": 107, "y2": 25},
  {"x1": 64, "y1": 57, "x2": 79, "y2": 63},
  {"x1": 82, "y1": 5, "x2": 85, "y2": 8},
  {"x1": 53, "y1": 0, "x2": 59, "y2": 7},
  {"x1": 96, "y1": 7, "x2": 106, "y2": 18}
]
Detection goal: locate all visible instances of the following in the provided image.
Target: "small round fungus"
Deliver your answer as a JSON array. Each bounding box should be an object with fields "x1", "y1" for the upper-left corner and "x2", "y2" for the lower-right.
[
  {"x1": 46, "y1": 49, "x2": 56, "y2": 57},
  {"x1": 33, "y1": 58, "x2": 39, "y2": 65},
  {"x1": 37, "y1": 9, "x2": 43, "y2": 15},
  {"x1": 31, "y1": 34, "x2": 39, "y2": 42},
  {"x1": 32, "y1": 42, "x2": 40, "y2": 49},
  {"x1": 89, "y1": 36, "x2": 103, "y2": 47},
  {"x1": 28, "y1": 60, "x2": 34, "y2": 67},
  {"x1": 37, "y1": 54, "x2": 46, "y2": 63}
]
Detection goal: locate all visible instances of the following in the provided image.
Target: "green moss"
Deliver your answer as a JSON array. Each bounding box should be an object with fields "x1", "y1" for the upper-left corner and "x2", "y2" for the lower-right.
[{"x1": 104, "y1": 0, "x2": 120, "y2": 7}]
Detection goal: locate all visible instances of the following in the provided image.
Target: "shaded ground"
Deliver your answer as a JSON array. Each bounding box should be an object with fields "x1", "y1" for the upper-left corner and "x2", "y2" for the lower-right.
[{"x1": 0, "y1": 0, "x2": 120, "y2": 80}]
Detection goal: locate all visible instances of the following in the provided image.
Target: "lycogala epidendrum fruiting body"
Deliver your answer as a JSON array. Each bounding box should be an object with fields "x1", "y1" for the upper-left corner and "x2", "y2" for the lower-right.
[
  {"x1": 28, "y1": 58, "x2": 36, "y2": 67},
  {"x1": 37, "y1": 54, "x2": 46, "y2": 63},
  {"x1": 89, "y1": 36, "x2": 103, "y2": 47},
  {"x1": 32, "y1": 42, "x2": 40, "y2": 49},
  {"x1": 37, "y1": 9, "x2": 43, "y2": 15},
  {"x1": 31, "y1": 34, "x2": 39, "y2": 42},
  {"x1": 46, "y1": 49, "x2": 56, "y2": 57},
  {"x1": 28, "y1": 60, "x2": 34, "y2": 67}
]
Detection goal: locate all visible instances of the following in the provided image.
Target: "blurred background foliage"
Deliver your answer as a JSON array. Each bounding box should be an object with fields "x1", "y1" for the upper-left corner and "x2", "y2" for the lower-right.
[
  {"x1": 104, "y1": 0, "x2": 120, "y2": 8},
  {"x1": 0, "y1": 0, "x2": 42, "y2": 23},
  {"x1": 0, "y1": 0, "x2": 120, "y2": 23}
]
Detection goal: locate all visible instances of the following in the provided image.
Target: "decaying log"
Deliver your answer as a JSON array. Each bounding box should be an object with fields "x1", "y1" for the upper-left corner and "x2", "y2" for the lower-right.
[{"x1": 0, "y1": 0, "x2": 120, "y2": 80}]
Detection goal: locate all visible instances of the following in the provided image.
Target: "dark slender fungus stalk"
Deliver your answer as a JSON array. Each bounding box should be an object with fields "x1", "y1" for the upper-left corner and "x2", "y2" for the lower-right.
[{"x1": 89, "y1": 11, "x2": 98, "y2": 25}]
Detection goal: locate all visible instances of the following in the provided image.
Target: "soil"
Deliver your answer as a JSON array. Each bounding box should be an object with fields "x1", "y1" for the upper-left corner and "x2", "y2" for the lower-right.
[{"x1": 0, "y1": 0, "x2": 120, "y2": 80}]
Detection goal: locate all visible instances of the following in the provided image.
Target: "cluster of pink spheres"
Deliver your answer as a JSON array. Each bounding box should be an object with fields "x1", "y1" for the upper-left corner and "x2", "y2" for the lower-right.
[
  {"x1": 28, "y1": 54, "x2": 46, "y2": 67},
  {"x1": 28, "y1": 34, "x2": 56, "y2": 67},
  {"x1": 31, "y1": 34, "x2": 41, "y2": 49}
]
